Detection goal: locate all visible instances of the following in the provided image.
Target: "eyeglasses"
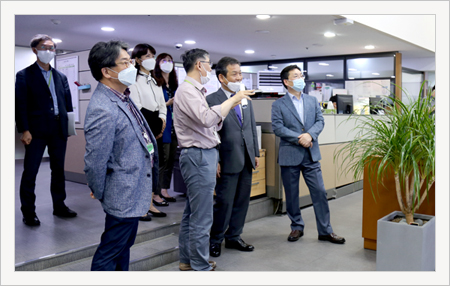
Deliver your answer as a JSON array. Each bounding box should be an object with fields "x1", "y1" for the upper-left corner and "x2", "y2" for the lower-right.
[
  {"x1": 37, "y1": 45, "x2": 55, "y2": 51},
  {"x1": 200, "y1": 60, "x2": 213, "y2": 68},
  {"x1": 115, "y1": 60, "x2": 133, "y2": 68}
]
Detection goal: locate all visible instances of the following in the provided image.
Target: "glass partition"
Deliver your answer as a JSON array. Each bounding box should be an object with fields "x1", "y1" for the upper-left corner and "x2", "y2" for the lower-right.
[
  {"x1": 347, "y1": 56, "x2": 394, "y2": 79},
  {"x1": 307, "y1": 59, "x2": 344, "y2": 80}
]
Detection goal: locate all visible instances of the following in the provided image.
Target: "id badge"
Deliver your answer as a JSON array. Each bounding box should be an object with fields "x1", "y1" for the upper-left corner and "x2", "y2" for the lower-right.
[
  {"x1": 146, "y1": 142, "x2": 154, "y2": 155},
  {"x1": 213, "y1": 129, "x2": 221, "y2": 144}
]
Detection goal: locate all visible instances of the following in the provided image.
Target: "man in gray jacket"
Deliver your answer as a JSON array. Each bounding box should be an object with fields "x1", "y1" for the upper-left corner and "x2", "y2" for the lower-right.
[{"x1": 84, "y1": 40, "x2": 158, "y2": 271}]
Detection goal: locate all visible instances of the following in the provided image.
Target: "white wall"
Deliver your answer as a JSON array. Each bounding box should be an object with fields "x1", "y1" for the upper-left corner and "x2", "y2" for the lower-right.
[{"x1": 15, "y1": 46, "x2": 54, "y2": 159}]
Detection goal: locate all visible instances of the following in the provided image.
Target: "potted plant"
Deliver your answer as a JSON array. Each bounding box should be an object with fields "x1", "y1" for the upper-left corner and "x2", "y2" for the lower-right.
[{"x1": 334, "y1": 82, "x2": 435, "y2": 270}]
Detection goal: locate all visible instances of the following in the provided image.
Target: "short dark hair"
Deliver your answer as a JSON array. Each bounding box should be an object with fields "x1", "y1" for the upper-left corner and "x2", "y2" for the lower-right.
[
  {"x1": 280, "y1": 65, "x2": 302, "y2": 89},
  {"x1": 88, "y1": 40, "x2": 129, "y2": 81},
  {"x1": 215, "y1": 57, "x2": 240, "y2": 82},
  {"x1": 180, "y1": 48, "x2": 209, "y2": 73},
  {"x1": 30, "y1": 34, "x2": 56, "y2": 48},
  {"x1": 153, "y1": 53, "x2": 178, "y2": 90},
  {"x1": 131, "y1": 43, "x2": 156, "y2": 76},
  {"x1": 329, "y1": 95, "x2": 337, "y2": 103}
]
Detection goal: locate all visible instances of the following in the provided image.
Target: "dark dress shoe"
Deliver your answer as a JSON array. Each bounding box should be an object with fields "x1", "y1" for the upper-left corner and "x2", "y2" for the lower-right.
[
  {"x1": 288, "y1": 229, "x2": 304, "y2": 242},
  {"x1": 225, "y1": 238, "x2": 254, "y2": 252},
  {"x1": 153, "y1": 199, "x2": 169, "y2": 207},
  {"x1": 149, "y1": 210, "x2": 167, "y2": 217},
  {"x1": 53, "y1": 207, "x2": 77, "y2": 218},
  {"x1": 210, "y1": 243, "x2": 221, "y2": 257},
  {"x1": 318, "y1": 233, "x2": 346, "y2": 244},
  {"x1": 23, "y1": 215, "x2": 40, "y2": 226},
  {"x1": 160, "y1": 194, "x2": 176, "y2": 202},
  {"x1": 139, "y1": 213, "x2": 152, "y2": 221}
]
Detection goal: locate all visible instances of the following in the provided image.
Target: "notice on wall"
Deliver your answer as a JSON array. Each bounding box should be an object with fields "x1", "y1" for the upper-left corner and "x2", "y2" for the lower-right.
[{"x1": 56, "y1": 56, "x2": 79, "y2": 122}]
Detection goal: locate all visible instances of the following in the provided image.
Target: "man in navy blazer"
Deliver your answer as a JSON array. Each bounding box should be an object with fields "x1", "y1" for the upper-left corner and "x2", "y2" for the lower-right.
[
  {"x1": 84, "y1": 40, "x2": 158, "y2": 271},
  {"x1": 15, "y1": 34, "x2": 77, "y2": 226},
  {"x1": 271, "y1": 65, "x2": 345, "y2": 244},
  {"x1": 206, "y1": 57, "x2": 259, "y2": 257}
]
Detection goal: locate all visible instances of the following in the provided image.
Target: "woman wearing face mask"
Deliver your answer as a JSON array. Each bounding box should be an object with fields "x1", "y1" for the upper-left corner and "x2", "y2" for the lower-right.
[
  {"x1": 152, "y1": 53, "x2": 179, "y2": 203},
  {"x1": 129, "y1": 44, "x2": 168, "y2": 220}
]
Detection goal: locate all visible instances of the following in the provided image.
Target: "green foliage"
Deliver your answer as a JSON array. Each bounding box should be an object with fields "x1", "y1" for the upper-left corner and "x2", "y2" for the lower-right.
[{"x1": 334, "y1": 82, "x2": 435, "y2": 216}]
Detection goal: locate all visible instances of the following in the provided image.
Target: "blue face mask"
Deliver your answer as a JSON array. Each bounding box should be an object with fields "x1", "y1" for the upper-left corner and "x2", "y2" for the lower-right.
[{"x1": 290, "y1": 78, "x2": 305, "y2": 92}]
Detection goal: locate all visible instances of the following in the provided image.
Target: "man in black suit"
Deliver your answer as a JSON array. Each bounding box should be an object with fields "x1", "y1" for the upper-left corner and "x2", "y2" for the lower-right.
[
  {"x1": 206, "y1": 57, "x2": 259, "y2": 257},
  {"x1": 15, "y1": 34, "x2": 77, "y2": 226}
]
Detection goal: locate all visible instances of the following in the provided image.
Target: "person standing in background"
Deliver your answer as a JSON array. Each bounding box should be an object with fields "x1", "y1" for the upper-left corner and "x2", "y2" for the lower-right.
[
  {"x1": 84, "y1": 40, "x2": 158, "y2": 271},
  {"x1": 152, "y1": 53, "x2": 178, "y2": 203},
  {"x1": 173, "y1": 48, "x2": 253, "y2": 271},
  {"x1": 15, "y1": 34, "x2": 77, "y2": 226},
  {"x1": 129, "y1": 43, "x2": 168, "y2": 220},
  {"x1": 206, "y1": 57, "x2": 258, "y2": 257}
]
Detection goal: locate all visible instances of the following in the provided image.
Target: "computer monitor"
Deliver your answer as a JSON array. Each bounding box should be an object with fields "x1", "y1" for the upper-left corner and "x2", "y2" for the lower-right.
[
  {"x1": 336, "y1": 94, "x2": 353, "y2": 114},
  {"x1": 370, "y1": 97, "x2": 383, "y2": 114}
]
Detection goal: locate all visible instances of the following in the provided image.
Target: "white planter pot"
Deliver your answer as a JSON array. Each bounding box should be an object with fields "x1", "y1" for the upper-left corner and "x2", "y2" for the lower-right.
[{"x1": 376, "y1": 211, "x2": 435, "y2": 271}]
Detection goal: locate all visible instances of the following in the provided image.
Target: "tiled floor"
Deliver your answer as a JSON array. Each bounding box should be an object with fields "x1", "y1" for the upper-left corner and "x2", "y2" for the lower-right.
[{"x1": 14, "y1": 160, "x2": 376, "y2": 271}]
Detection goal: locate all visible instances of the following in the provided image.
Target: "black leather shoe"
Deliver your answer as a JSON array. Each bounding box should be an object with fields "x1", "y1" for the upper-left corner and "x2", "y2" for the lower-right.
[
  {"x1": 225, "y1": 238, "x2": 254, "y2": 252},
  {"x1": 288, "y1": 230, "x2": 304, "y2": 242},
  {"x1": 149, "y1": 210, "x2": 167, "y2": 217},
  {"x1": 318, "y1": 233, "x2": 346, "y2": 244},
  {"x1": 139, "y1": 213, "x2": 152, "y2": 221},
  {"x1": 160, "y1": 194, "x2": 176, "y2": 202},
  {"x1": 153, "y1": 199, "x2": 169, "y2": 207},
  {"x1": 53, "y1": 207, "x2": 77, "y2": 218},
  {"x1": 23, "y1": 215, "x2": 40, "y2": 226},
  {"x1": 210, "y1": 243, "x2": 221, "y2": 257}
]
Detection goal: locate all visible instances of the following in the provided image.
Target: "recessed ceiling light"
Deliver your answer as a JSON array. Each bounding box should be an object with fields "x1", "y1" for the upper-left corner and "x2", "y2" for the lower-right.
[
  {"x1": 128, "y1": 48, "x2": 134, "y2": 52},
  {"x1": 348, "y1": 68, "x2": 357, "y2": 71},
  {"x1": 319, "y1": 63, "x2": 329, "y2": 66},
  {"x1": 324, "y1": 32, "x2": 336, "y2": 37},
  {"x1": 365, "y1": 45, "x2": 375, "y2": 49},
  {"x1": 256, "y1": 15, "x2": 271, "y2": 20},
  {"x1": 268, "y1": 66, "x2": 278, "y2": 69},
  {"x1": 326, "y1": 74, "x2": 334, "y2": 77},
  {"x1": 348, "y1": 77, "x2": 355, "y2": 80},
  {"x1": 101, "y1": 27, "x2": 115, "y2": 32},
  {"x1": 372, "y1": 72, "x2": 380, "y2": 76},
  {"x1": 184, "y1": 40, "x2": 196, "y2": 44},
  {"x1": 391, "y1": 76, "x2": 396, "y2": 78},
  {"x1": 245, "y1": 50, "x2": 255, "y2": 54},
  {"x1": 53, "y1": 38, "x2": 62, "y2": 43}
]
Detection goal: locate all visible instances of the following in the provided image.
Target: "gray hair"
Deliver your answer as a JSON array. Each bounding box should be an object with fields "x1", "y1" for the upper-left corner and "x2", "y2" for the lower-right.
[
  {"x1": 88, "y1": 40, "x2": 129, "y2": 81},
  {"x1": 30, "y1": 34, "x2": 56, "y2": 48}
]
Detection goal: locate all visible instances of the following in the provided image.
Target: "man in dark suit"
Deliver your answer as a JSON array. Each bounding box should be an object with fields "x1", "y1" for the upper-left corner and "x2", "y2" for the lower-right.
[
  {"x1": 15, "y1": 34, "x2": 77, "y2": 226},
  {"x1": 206, "y1": 57, "x2": 259, "y2": 257},
  {"x1": 271, "y1": 65, "x2": 345, "y2": 244}
]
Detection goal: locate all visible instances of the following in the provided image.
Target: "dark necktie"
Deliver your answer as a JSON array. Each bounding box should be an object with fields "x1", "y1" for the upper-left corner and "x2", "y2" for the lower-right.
[{"x1": 231, "y1": 94, "x2": 242, "y2": 126}]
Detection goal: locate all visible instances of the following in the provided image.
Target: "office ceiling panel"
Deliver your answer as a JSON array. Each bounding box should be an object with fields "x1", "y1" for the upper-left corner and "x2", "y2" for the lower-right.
[{"x1": 15, "y1": 15, "x2": 434, "y2": 64}]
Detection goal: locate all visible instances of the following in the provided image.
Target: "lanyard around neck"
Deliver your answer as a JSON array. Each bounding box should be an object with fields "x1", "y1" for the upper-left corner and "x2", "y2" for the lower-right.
[
  {"x1": 47, "y1": 70, "x2": 52, "y2": 87},
  {"x1": 184, "y1": 79, "x2": 204, "y2": 95}
]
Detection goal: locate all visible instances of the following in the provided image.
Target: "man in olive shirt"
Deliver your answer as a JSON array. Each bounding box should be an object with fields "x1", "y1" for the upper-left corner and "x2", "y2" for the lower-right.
[{"x1": 173, "y1": 48, "x2": 253, "y2": 271}]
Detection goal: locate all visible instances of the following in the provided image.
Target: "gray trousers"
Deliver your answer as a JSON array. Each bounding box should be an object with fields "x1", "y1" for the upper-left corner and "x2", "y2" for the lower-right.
[
  {"x1": 280, "y1": 150, "x2": 333, "y2": 236},
  {"x1": 178, "y1": 147, "x2": 218, "y2": 271}
]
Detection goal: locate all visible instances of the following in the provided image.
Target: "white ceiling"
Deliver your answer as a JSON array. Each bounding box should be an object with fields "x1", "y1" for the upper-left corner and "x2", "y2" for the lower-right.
[{"x1": 15, "y1": 15, "x2": 434, "y2": 65}]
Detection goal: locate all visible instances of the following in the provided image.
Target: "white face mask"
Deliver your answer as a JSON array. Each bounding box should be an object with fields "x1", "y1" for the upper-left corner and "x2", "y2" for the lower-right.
[
  {"x1": 107, "y1": 65, "x2": 138, "y2": 86},
  {"x1": 141, "y1": 58, "x2": 156, "y2": 71},
  {"x1": 36, "y1": 50, "x2": 55, "y2": 64},
  {"x1": 224, "y1": 77, "x2": 242, "y2": 93},
  {"x1": 199, "y1": 64, "x2": 211, "y2": 85},
  {"x1": 160, "y1": 62, "x2": 173, "y2": 73}
]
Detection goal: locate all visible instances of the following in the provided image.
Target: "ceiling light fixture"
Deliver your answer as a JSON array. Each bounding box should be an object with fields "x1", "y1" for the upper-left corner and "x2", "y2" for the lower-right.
[
  {"x1": 268, "y1": 66, "x2": 278, "y2": 69},
  {"x1": 245, "y1": 50, "x2": 255, "y2": 54},
  {"x1": 348, "y1": 68, "x2": 357, "y2": 71},
  {"x1": 184, "y1": 40, "x2": 196, "y2": 44},
  {"x1": 128, "y1": 48, "x2": 134, "y2": 52},
  {"x1": 53, "y1": 38, "x2": 62, "y2": 43},
  {"x1": 372, "y1": 72, "x2": 380, "y2": 76},
  {"x1": 256, "y1": 15, "x2": 271, "y2": 20},
  {"x1": 348, "y1": 77, "x2": 355, "y2": 80},
  {"x1": 365, "y1": 45, "x2": 375, "y2": 49},
  {"x1": 319, "y1": 63, "x2": 329, "y2": 66},
  {"x1": 324, "y1": 32, "x2": 336, "y2": 38},
  {"x1": 326, "y1": 74, "x2": 334, "y2": 77},
  {"x1": 333, "y1": 18, "x2": 354, "y2": 26},
  {"x1": 101, "y1": 27, "x2": 115, "y2": 32}
]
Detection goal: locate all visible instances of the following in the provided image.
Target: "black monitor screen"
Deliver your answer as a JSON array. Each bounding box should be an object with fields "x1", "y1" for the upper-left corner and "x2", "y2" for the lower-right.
[
  {"x1": 370, "y1": 97, "x2": 383, "y2": 114},
  {"x1": 336, "y1": 94, "x2": 353, "y2": 114}
]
